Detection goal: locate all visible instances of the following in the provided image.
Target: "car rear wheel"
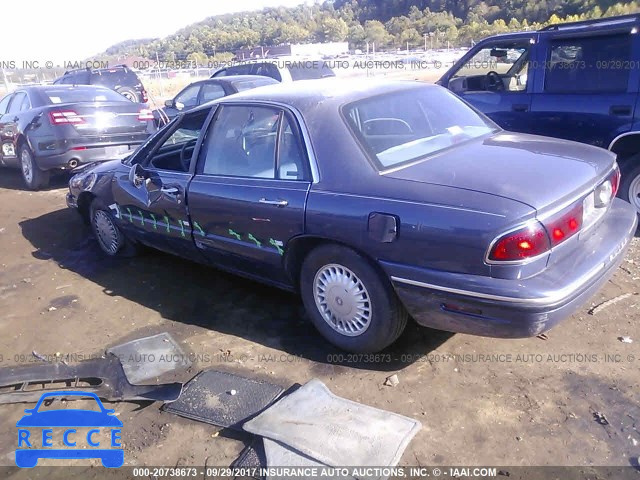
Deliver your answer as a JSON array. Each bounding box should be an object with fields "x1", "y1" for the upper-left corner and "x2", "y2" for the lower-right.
[
  {"x1": 19, "y1": 145, "x2": 50, "y2": 190},
  {"x1": 620, "y1": 161, "x2": 640, "y2": 222},
  {"x1": 300, "y1": 244, "x2": 408, "y2": 353},
  {"x1": 90, "y1": 199, "x2": 139, "y2": 257}
]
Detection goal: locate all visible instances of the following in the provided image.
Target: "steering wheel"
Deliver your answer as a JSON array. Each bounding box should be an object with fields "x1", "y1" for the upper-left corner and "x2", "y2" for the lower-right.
[
  {"x1": 180, "y1": 139, "x2": 198, "y2": 172},
  {"x1": 485, "y1": 71, "x2": 505, "y2": 92}
]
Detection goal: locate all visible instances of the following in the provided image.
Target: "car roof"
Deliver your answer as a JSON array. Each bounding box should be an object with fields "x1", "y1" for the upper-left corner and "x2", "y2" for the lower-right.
[
  {"x1": 206, "y1": 78, "x2": 436, "y2": 113},
  {"x1": 199, "y1": 75, "x2": 277, "y2": 84},
  {"x1": 17, "y1": 84, "x2": 114, "y2": 93}
]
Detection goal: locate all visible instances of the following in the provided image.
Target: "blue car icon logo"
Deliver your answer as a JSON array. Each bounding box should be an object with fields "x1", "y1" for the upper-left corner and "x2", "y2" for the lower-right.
[{"x1": 15, "y1": 391, "x2": 123, "y2": 468}]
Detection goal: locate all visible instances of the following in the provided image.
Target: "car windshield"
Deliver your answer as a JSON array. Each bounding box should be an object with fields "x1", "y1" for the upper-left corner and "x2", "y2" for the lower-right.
[
  {"x1": 344, "y1": 87, "x2": 497, "y2": 170},
  {"x1": 43, "y1": 87, "x2": 128, "y2": 104}
]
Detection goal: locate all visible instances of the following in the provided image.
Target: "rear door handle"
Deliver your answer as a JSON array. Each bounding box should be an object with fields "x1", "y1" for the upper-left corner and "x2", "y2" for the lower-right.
[
  {"x1": 512, "y1": 104, "x2": 529, "y2": 112},
  {"x1": 259, "y1": 198, "x2": 288, "y2": 207},
  {"x1": 610, "y1": 105, "x2": 632, "y2": 116}
]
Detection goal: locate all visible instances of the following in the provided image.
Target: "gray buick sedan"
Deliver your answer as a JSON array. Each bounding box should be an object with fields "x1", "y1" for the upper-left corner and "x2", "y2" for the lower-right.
[{"x1": 68, "y1": 79, "x2": 638, "y2": 352}]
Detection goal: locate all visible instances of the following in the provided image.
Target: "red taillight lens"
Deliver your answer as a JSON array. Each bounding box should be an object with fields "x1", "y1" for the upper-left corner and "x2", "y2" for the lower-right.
[
  {"x1": 138, "y1": 108, "x2": 154, "y2": 121},
  {"x1": 544, "y1": 203, "x2": 583, "y2": 246},
  {"x1": 488, "y1": 222, "x2": 551, "y2": 262},
  {"x1": 610, "y1": 165, "x2": 621, "y2": 198},
  {"x1": 49, "y1": 110, "x2": 85, "y2": 125}
]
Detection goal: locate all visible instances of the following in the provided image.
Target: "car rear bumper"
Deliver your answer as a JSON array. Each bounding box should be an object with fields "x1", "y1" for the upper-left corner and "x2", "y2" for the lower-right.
[
  {"x1": 36, "y1": 143, "x2": 142, "y2": 171},
  {"x1": 384, "y1": 198, "x2": 637, "y2": 338}
]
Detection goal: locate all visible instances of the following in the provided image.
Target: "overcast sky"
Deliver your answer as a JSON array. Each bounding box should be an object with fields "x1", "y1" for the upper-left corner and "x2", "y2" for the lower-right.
[{"x1": 4, "y1": 0, "x2": 306, "y2": 63}]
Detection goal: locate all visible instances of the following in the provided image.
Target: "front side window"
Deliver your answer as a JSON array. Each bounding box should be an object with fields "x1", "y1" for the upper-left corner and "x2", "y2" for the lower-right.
[
  {"x1": 451, "y1": 41, "x2": 531, "y2": 92},
  {"x1": 544, "y1": 34, "x2": 631, "y2": 93},
  {"x1": 344, "y1": 87, "x2": 496, "y2": 170},
  {"x1": 148, "y1": 109, "x2": 210, "y2": 171}
]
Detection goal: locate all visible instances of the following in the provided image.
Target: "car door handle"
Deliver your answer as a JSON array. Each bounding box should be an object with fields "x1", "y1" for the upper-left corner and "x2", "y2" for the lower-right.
[
  {"x1": 259, "y1": 198, "x2": 288, "y2": 207},
  {"x1": 161, "y1": 187, "x2": 179, "y2": 195},
  {"x1": 610, "y1": 105, "x2": 632, "y2": 116},
  {"x1": 512, "y1": 104, "x2": 529, "y2": 112}
]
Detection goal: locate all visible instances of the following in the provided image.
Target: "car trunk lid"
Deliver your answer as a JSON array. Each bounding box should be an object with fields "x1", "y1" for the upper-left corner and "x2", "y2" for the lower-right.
[
  {"x1": 48, "y1": 102, "x2": 150, "y2": 136},
  {"x1": 385, "y1": 132, "x2": 616, "y2": 212}
]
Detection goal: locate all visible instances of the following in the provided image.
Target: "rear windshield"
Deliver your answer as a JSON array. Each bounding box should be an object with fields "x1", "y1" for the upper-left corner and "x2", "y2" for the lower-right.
[
  {"x1": 42, "y1": 87, "x2": 129, "y2": 104},
  {"x1": 289, "y1": 64, "x2": 335, "y2": 81},
  {"x1": 232, "y1": 78, "x2": 278, "y2": 92},
  {"x1": 344, "y1": 86, "x2": 496, "y2": 170}
]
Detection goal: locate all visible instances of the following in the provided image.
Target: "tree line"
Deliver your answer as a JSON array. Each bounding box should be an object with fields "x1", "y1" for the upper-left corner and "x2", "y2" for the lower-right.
[{"x1": 101, "y1": 0, "x2": 639, "y2": 63}]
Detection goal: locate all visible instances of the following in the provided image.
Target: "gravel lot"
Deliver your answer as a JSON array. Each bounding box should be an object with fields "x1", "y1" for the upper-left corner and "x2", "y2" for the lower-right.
[{"x1": 0, "y1": 170, "x2": 639, "y2": 474}]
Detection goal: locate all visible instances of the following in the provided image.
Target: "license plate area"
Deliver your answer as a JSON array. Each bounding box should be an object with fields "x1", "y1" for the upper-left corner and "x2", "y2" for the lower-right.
[{"x1": 582, "y1": 191, "x2": 607, "y2": 233}]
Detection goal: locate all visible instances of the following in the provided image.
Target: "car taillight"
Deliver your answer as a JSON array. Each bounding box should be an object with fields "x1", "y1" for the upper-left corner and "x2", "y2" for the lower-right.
[
  {"x1": 141, "y1": 89, "x2": 148, "y2": 103},
  {"x1": 610, "y1": 165, "x2": 621, "y2": 198},
  {"x1": 544, "y1": 203, "x2": 583, "y2": 246},
  {"x1": 488, "y1": 221, "x2": 551, "y2": 262},
  {"x1": 138, "y1": 109, "x2": 154, "y2": 121},
  {"x1": 49, "y1": 110, "x2": 85, "y2": 125}
]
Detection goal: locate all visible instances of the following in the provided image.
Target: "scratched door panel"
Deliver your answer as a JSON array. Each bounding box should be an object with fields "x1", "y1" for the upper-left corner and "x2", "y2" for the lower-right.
[{"x1": 187, "y1": 176, "x2": 309, "y2": 286}]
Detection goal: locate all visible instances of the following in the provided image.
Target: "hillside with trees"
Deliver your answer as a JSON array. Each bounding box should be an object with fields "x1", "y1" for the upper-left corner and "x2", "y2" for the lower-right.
[{"x1": 100, "y1": 0, "x2": 640, "y2": 63}]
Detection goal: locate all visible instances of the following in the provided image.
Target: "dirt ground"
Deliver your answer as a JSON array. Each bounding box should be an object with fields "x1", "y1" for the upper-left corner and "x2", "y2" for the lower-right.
[{"x1": 0, "y1": 169, "x2": 639, "y2": 475}]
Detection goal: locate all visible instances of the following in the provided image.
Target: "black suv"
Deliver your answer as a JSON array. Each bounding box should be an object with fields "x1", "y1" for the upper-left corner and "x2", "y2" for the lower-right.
[
  {"x1": 439, "y1": 14, "x2": 640, "y2": 218},
  {"x1": 54, "y1": 65, "x2": 148, "y2": 104}
]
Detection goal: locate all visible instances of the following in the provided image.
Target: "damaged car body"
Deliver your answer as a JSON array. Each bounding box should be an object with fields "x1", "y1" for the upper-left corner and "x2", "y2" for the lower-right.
[{"x1": 67, "y1": 79, "x2": 638, "y2": 353}]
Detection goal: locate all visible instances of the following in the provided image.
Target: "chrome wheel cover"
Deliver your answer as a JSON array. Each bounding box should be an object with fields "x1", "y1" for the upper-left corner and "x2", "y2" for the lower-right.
[
  {"x1": 313, "y1": 264, "x2": 372, "y2": 337},
  {"x1": 629, "y1": 173, "x2": 640, "y2": 213},
  {"x1": 93, "y1": 210, "x2": 123, "y2": 255},
  {"x1": 21, "y1": 149, "x2": 33, "y2": 184}
]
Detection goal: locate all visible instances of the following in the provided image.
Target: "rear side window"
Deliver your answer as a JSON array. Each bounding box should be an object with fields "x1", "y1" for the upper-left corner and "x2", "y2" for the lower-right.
[
  {"x1": 544, "y1": 34, "x2": 632, "y2": 93},
  {"x1": 200, "y1": 83, "x2": 226, "y2": 103},
  {"x1": 0, "y1": 95, "x2": 12, "y2": 115},
  {"x1": 232, "y1": 77, "x2": 278, "y2": 92},
  {"x1": 62, "y1": 71, "x2": 91, "y2": 85},
  {"x1": 8, "y1": 92, "x2": 27, "y2": 114}
]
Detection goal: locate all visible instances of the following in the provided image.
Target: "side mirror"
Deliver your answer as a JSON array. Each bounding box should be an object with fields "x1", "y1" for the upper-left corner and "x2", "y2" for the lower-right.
[
  {"x1": 128, "y1": 163, "x2": 147, "y2": 188},
  {"x1": 164, "y1": 99, "x2": 174, "y2": 108}
]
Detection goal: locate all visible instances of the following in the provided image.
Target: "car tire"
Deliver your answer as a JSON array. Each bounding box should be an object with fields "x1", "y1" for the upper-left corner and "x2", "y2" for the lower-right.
[
  {"x1": 90, "y1": 199, "x2": 139, "y2": 257},
  {"x1": 19, "y1": 144, "x2": 50, "y2": 190},
  {"x1": 620, "y1": 160, "x2": 640, "y2": 222},
  {"x1": 116, "y1": 87, "x2": 139, "y2": 103},
  {"x1": 300, "y1": 244, "x2": 408, "y2": 353}
]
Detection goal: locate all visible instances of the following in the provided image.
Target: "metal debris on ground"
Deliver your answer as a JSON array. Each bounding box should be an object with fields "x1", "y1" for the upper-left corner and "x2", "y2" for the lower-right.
[
  {"x1": 588, "y1": 293, "x2": 637, "y2": 315},
  {"x1": 163, "y1": 370, "x2": 284, "y2": 431},
  {"x1": 619, "y1": 336, "x2": 633, "y2": 343},
  {"x1": 384, "y1": 374, "x2": 400, "y2": 387},
  {"x1": 593, "y1": 411, "x2": 609, "y2": 425},
  {"x1": 536, "y1": 333, "x2": 549, "y2": 341},
  {"x1": 107, "y1": 332, "x2": 191, "y2": 384}
]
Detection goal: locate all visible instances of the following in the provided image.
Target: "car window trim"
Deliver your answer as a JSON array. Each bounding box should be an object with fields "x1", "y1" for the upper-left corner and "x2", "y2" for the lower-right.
[
  {"x1": 195, "y1": 102, "x2": 313, "y2": 182},
  {"x1": 198, "y1": 82, "x2": 226, "y2": 105}
]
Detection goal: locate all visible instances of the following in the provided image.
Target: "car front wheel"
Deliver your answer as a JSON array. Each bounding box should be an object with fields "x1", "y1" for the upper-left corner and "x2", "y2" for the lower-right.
[
  {"x1": 300, "y1": 244, "x2": 408, "y2": 353},
  {"x1": 90, "y1": 199, "x2": 138, "y2": 257},
  {"x1": 19, "y1": 145, "x2": 50, "y2": 190}
]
